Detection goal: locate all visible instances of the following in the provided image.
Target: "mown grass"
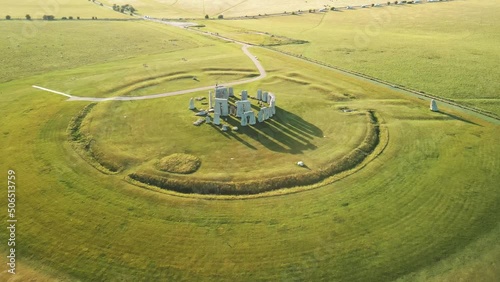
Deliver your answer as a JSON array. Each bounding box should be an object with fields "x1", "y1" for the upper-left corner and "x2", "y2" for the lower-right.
[
  {"x1": 1, "y1": 70, "x2": 498, "y2": 280},
  {"x1": 80, "y1": 46, "x2": 375, "y2": 181},
  {"x1": 128, "y1": 111, "x2": 379, "y2": 195},
  {"x1": 0, "y1": 20, "x2": 217, "y2": 84},
  {"x1": 199, "y1": 0, "x2": 500, "y2": 116},
  {"x1": 0, "y1": 3, "x2": 499, "y2": 281},
  {"x1": 33, "y1": 44, "x2": 259, "y2": 98}
]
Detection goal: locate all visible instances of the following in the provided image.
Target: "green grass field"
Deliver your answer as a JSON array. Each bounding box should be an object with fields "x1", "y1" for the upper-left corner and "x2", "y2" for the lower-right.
[
  {"x1": 98, "y1": 0, "x2": 377, "y2": 18},
  {"x1": 0, "y1": 0, "x2": 128, "y2": 19},
  {"x1": 0, "y1": 20, "x2": 225, "y2": 84},
  {"x1": 199, "y1": 0, "x2": 500, "y2": 116},
  {"x1": 79, "y1": 53, "x2": 374, "y2": 180},
  {"x1": 0, "y1": 0, "x2": 499, "y2": 281}
]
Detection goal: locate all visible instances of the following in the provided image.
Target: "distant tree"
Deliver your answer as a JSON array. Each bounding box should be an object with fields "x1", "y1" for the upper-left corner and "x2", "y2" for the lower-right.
[
  {"x1": 25, "y1": 14, "x2": 31, "y2": 20},
  {"x1": 43, "y1": 15, "x2": 55, "y2": 20},
  {"x1": 61, "y1": 17, "x2": 67, "y2": 20},
  {"x1": 217, "y1": 14, "x2": 223, "y2": 19},
  {"x1": 69, "y1": 16, "x2": 73, "y2": 20},
  {"x1": 372, "y1": 3, "x2": 375, "y2": 7},
  {"x1": 387, "y1": 1, "x2": 391, "y2": 4},
  {"x1": 6, "y1": 15, "x2": 11, "y2": 20},
  {"x1": 205, "y1": 14, "x2": 209, "y2": 19},
  {"x1": 77, "y1": 16, "x2": 80, "y2": 20},
  {"x1": 330, "y1": 7, "x2": 335, "y2": 11},
  {"x1": 394, "y1": 1, "x2": 398, "y2": 4}
]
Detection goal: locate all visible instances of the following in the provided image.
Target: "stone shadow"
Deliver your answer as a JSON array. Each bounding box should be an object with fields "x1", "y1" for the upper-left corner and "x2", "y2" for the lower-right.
[
  {"x1": 216, "y1": 107, "x2": 323, "y2": 154},
  {"x1": 439, "y1": 111, "x2": 482, "y2": 126}
]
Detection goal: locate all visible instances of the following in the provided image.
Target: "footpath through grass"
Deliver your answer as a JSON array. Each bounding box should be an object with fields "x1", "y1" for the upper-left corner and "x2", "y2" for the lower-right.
[
  {"x1": 199, "y1": 0, "x2": 500, "y2": 116},
  {"x1": 99, "y1": 0, "x2": 378, "y2": 18},
  {"x1": 0, "y1": 5, "x2": 499, "y2": 281},
  {"x1": 0, "y1": 72, "x2": 499, "y2": 280}
]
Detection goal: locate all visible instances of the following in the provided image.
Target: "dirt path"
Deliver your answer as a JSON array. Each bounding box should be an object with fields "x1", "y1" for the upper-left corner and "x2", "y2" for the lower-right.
[{"x1": 32, "y1": 43, "x2": 265, "y2": 102}]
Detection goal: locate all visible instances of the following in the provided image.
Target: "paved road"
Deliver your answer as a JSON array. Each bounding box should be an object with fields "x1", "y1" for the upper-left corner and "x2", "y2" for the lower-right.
[{"x1": 32, "y1": 44, "x2": 265, "y2": 102}]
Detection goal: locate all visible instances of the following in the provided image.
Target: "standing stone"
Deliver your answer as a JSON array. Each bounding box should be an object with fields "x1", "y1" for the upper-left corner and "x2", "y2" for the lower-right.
[
  {"x1": 205, "y1": 115, "x2": 211, "y2": 124},
  {"x1": 189, "y1": 98, "x2": 195, "y2": 110},
  {"x1": 213, "y1": 113, "x2": 221, "y2": 125},
  {"x1": 236, "y1": 101, "x2": 244, "y2": 117},
  {"x1": 241, "y1": 90, "x2": 248, "y2": 101},
  {"x1": 263, "y1": 107, "x2": 271, "y2": 120},
  {"x1": 268, "y1": 93, "x2": 276, "y2": 115},
  {"x1": 247, "y1": 111, "x2": 256, "y2": 125},
  {"x1": 208, "y1": 91, "x2": 213, "y2": 109},
  {"x1": 240, "y1": 114, "x2": 248, "y2": 126},
  {"x1": 229, "y1": 104, "x2": 237, "y2": 116},
  {"x1": 262, "y1": 92, "x2": 269, "y2": 103},
  {"x1": 215, "y1": 98, "x2": 229, "y2": 116},
  {"x1": 242, "y1": 100, "x2": 252, "y2": 112},
  {"x1": 229, "y1": 87, "x2": 234, "y2": 97},
  {"x1": 215, "y1": 86, "x2": 229, "y2": 99},
  {"x1": 257, "y1": 89, "x2": 263, "y2": 101},
  {"x1": 430, "y1": 99, "x2": 439, "y2": 112},
  {"x1": 258, "y1": 109, "x2": 264, "y2": 122}
]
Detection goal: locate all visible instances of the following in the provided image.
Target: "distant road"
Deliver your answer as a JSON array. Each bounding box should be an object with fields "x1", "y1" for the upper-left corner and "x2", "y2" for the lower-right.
[
  {"x1": 32, "y1": 43, "x2": 265, "y2": 102},
  {"x1": 33, "y1": 16, "x2": 498, "y2": 124}
]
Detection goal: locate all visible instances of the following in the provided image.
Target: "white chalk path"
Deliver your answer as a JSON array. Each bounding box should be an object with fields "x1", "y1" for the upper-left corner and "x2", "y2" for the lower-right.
[
  {"x1": 32, "y1": 86, "x2": 73, "y2": 98},
  {"x1": 32, "y1": 44, "x2": 266, "y2": 102}
]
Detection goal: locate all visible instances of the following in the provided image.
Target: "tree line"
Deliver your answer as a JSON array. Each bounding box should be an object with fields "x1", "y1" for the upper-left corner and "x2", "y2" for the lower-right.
[
  {"x1": 5, "y1": 15, "x2": 99, "y2": 20},
  {"x1": 112, "y1": 4, "x2": 137, "y2": 15}
]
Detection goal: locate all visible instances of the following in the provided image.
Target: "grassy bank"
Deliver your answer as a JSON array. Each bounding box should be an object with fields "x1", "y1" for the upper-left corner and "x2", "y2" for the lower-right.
[{"x1": 0, "y1": 1, "x2": 498, "y2": 280}]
